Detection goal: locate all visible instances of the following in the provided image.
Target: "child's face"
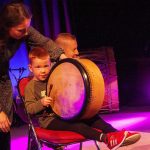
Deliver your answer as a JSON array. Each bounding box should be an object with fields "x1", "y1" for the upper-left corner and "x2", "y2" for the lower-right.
[
  {"x1": 64, "y1": 39, "x2": 79, "y2": 58},
  {"x1": 29, "y1": 57, "x2": 51, "y2": 81}
]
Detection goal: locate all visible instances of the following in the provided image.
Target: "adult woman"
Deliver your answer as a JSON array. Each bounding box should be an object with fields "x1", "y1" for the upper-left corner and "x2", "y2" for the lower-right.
[{"x1": 0, "y1": 2, "x2": 65, "y2": 149}]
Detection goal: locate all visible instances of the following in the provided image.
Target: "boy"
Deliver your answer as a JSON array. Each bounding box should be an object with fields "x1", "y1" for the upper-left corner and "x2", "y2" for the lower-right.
[
  {"x1": 55, "y1": 33, "x2": 141, "y2": 146},
  {"x1": 25, "y1": 47, "x2": 128, "y2": 150}
]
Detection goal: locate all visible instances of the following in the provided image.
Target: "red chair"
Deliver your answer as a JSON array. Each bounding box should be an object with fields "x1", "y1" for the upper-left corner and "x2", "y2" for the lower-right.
[{"x1": 17, "y1": 77, "x2": 100, "y2": 150}]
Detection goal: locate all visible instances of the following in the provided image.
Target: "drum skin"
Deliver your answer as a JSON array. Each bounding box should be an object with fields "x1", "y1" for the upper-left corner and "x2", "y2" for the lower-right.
[{"x1": 47, "y1": 58, "x2": 105, "y2": 121}]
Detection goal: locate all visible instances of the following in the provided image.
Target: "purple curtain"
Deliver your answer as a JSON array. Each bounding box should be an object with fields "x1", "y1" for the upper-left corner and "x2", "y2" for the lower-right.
[{"x1": 25, "y1": 0, "x2": 71, "y2": 39}]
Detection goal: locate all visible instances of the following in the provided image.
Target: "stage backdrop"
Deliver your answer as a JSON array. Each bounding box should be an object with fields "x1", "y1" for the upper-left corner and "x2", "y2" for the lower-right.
[{"x1": 80, "y1": 47, "x2": 119, "y2": 112}]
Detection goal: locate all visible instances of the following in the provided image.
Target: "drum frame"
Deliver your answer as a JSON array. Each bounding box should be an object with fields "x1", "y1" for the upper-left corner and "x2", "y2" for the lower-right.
[{"x1": 47, "y1": 58, "x2": 91, "y2": 121}]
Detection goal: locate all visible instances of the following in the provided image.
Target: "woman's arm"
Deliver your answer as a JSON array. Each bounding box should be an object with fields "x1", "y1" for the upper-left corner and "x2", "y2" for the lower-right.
[{"x1": 26, "y1": 26, "x2": 65, "y2": 61}]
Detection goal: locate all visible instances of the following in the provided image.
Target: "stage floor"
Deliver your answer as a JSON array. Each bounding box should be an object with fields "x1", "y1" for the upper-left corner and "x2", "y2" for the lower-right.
[{"x1": 11, "y1": 106, "x2": 150, "y2": 150}]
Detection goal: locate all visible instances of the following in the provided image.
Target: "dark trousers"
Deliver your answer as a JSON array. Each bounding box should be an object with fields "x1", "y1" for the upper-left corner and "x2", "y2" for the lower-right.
[
  {"x1": 0, "y1": 132, "x2": 10, "y2": 150},
  {"x1": 47, "y1": 115, "x2": 117, "y2": 141}
]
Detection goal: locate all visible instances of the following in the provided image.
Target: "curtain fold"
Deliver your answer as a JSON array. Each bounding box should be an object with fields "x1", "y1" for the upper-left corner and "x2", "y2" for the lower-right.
[{"x1": 23, "y1": 0, "x2": 71, "y2": 39}]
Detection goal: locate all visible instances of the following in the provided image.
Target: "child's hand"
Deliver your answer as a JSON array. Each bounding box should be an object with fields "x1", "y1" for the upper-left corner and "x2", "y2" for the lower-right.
[{"x1": 41, "y1": 96, "x2": 53, "y2": 107}]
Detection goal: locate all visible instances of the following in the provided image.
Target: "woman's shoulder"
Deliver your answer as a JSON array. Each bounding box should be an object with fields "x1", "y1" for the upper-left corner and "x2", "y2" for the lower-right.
[{"x1": 28, "y1": 26, "x2": 37, "y2": 33}]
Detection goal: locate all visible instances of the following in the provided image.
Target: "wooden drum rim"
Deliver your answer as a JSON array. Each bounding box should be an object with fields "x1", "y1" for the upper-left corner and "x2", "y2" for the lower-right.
[
  {"x1": 47, "y1": 58, "x2": 91, "y2": 120},
  {"x1": 47, "y1": 58, "x2": 105, "y2": 121}
]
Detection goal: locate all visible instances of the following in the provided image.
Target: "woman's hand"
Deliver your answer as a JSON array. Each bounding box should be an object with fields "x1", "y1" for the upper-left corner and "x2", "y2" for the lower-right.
[{"x1": 0, "y1": 111, "x2": 11, "y2": 132}]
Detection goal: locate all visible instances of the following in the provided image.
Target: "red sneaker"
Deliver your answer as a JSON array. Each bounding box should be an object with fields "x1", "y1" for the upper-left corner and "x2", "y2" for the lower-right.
[
  {"x1": 106, "y1": 130, "x2": 128, "y2": 150},
  {"x1": 122, "y1": 131, "x2": 141, "y2": 146}
]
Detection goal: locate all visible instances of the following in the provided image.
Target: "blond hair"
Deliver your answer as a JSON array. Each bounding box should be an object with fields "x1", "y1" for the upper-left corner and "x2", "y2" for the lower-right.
[{"x1": 55, "y1": 33, "x2": 76, "y2": 46}]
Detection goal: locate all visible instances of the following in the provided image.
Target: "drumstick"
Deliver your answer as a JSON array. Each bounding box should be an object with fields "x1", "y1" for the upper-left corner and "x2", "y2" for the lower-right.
[
  {"x1": 45, "y1": 84, "x2": 53, "y2": 108},
  {"x1": 48, "y1": 84, "x2": 53, "y2": 96},
  {"x1": 48, "y1": 84, "x2": 53, "y2": 106}
]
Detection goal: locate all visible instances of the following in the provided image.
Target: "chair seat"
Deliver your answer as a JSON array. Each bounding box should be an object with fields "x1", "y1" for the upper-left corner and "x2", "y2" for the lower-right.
[
  {"x1": 35, "y1": 127, "x2": 86, "y2": 144},
  {"x1": 18, "y1": 77, "x2": 33, "y2": 97}
]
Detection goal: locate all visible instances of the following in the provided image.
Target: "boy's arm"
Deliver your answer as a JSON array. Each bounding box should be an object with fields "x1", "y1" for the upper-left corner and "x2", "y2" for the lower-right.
[{"x1": 24, "y1": 86, "x2": 45, "y2": 115}]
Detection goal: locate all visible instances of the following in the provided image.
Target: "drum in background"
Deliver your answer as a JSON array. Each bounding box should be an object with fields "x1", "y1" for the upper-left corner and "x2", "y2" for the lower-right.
[{"x1": 47, "y1": 58, "x2": 105, "y2": 121}]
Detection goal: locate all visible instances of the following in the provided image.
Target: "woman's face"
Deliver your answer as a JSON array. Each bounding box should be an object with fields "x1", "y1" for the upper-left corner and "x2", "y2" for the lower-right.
[{"x1": 9, "y1": 18, "x2": 31, "y2": 39}]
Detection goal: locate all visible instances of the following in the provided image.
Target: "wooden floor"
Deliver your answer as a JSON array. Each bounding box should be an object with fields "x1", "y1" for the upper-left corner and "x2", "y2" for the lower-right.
[{"x1": 11, "y1": 106, "x2": 150, "y2": 150}]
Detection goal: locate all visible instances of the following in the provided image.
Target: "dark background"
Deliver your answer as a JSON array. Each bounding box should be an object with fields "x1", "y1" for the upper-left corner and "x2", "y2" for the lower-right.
[
  {"x1": 2, "y1": 0, "x2": 150, "y2": 107},
  {"x1": 67, "y1": 0, "x2": 150, "y2": 107}
]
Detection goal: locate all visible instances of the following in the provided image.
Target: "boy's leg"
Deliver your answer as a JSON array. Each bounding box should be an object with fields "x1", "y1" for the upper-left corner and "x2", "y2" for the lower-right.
[
  {"x1": 83, "y1": 115, "x2": 117, "y2": 133},
  {"x1": 47, "y1": 118, "x2": 128, "y2": 150},
  {"x1": 86, "y1": 115, "x2": 141, "y2": 146},
  {"x1": 47, "y1": 118, "x2": 101, "y2": 141}
]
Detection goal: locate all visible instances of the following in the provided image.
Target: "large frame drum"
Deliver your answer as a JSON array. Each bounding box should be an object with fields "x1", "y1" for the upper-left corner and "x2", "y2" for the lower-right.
[{"x1": 47, "y1": 58, "x2": 105, "y2": 121}]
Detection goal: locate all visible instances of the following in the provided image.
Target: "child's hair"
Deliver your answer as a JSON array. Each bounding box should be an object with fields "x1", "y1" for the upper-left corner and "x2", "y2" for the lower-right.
[
  {"x1": 29, "y1": 47, "x2": 50, "y2": 64},
  {"x1": 55, "y1": 33, "x2": 76, "y2": 45}
]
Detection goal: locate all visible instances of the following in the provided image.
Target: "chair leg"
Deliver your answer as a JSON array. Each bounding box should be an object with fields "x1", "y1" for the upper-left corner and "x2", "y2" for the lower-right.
[
  {"x1": 27, "y1": 124, "x2": 42, "y2": 150},
  {"x1": 27, "y1": 124, "x2": 32, "y2": 150},
  {"x1": 31, "y1": 125, "x2": 42, "y2": 150},
  {"x1": 79, "y1": 142, "x2": 82, "y2": 150},
  {"x1": 94, "y1": 140, "x2": 100, "y2": 150}
]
